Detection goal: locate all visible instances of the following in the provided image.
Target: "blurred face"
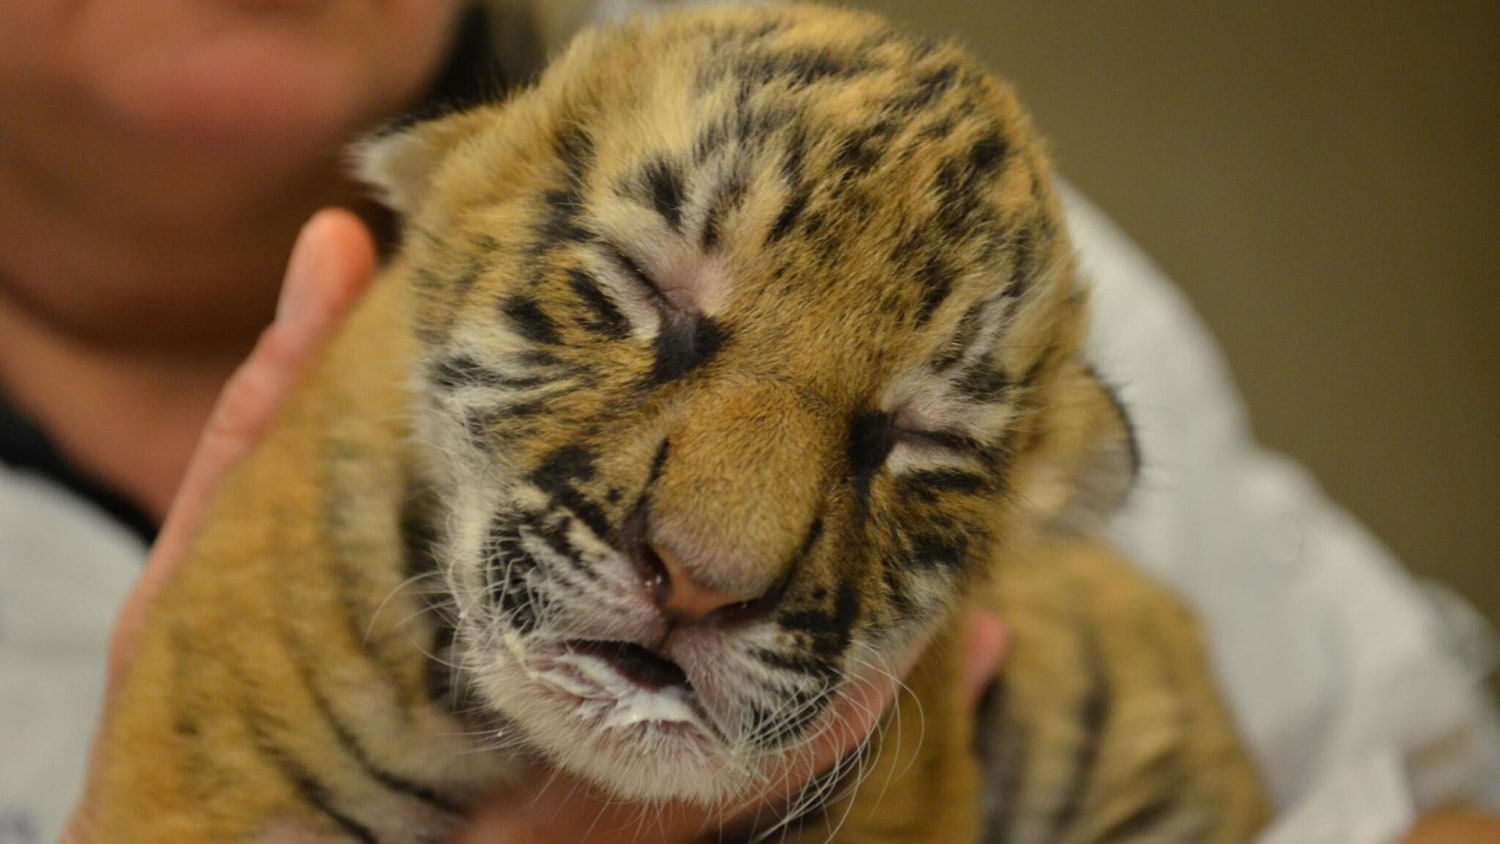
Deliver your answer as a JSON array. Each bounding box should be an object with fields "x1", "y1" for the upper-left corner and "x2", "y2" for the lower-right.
[
  {"x1": 0, "y1": 0, "x2": 461, "y2": 163},
  {"x1": 0, "y1": 1, "x2": 464, "y2": 348}
]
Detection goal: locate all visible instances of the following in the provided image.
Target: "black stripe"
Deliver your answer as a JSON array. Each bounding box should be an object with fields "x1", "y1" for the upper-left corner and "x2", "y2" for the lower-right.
[
  {"x1": 515, "y1": 349, "x2": 561, "y2": 369},
  {"x1": 399, "y1": 486, "x2": 464, "y2": 714},
  {"x1": 286, "y1": 495, "x2": 466, "y2": 817},
  {"x1": 1100, "y1": 793, "x2": 1182, "y2": 841},
  {"x1": 906, "y1": 63, "x2": 959, "y2": 113},
  {"x1": 847, "y1": 411, "x2": 896, "y2": 500},
  {"x1": 320, "y1": 447, "x2": 436, "y2": 716},
  {"x1": 913, "y1": 252, "x2": 953, "y2": 326},
  {"x1": 1006, "y1": 221, "x2": 1039, "y2": 296},
  {"x1": 430, "y1": 355, "x2": 554, "y2": 392},
  {"x1": 968, "y1": 134, "x2": 1009, "y2": 176},
  {"x1": 166, "y1": 622, "x2": 215, "y2": 787},
  {"x1": 307, "y1": 680, "x2": 464, "y2": 815},
  {"x1": 692, "y1": 115, "x2": 731, "y2": 165},
  {"x1": 298, "y1": 778, "x2": 379, "y2": 841},
  {"x1": 776, "y1": 49, "x2": 866, "y2": 88},
  {"x1": 1048, "y1": 623, "x2": 1110, "y2": 834},
  {"x1": 895, "y1": 468, "x2": 988, "y2": 502},
  {"x1": 554, "y1": 125, "x2": 595, "y2": 187},
  {"x1": 603, "y1": 243, "x2": 659, "y2": 297},
  {"x1": 775, "y1": 578, "x2": 860, "y2": 660},
  {"x1": 974, "y1": 676, "x2": 1026, "y2": 844},
  {"x1": 568, "y1": 268, "x2": 631, "y2": 339},
  {"x1": 500, "y1": 295, "x2": 561, "y2": 345},
  {"x1": 767, "y1": 190, "x2": 809, "y2": 244},
  {"x1": 430, "y1": 356, "x2": 494, "y2": 391},
  {"x1": 907, "y1": 527, "x2": 969, "y2": 571},
  {"x1": 530, "y1": 446, "x2": 614, "y2": 541},
  {"x1": 752, "y1": 646, "x2": 837, "y2": 682},
  {"x1": 881, "y1": 560, "x2": 914, "y2": 615},
  {"x1": 1087, "y1": 363, "x2": 1142, "y2": 482},
  {"x1": 643, "y1": 158, "x2": 686, "y2": 232},
  {"x1": 533, "y1": 444, "x2": 597, "y2": 486},
  {"x1": 532, "y1": 188, "x2": 593, "y2": 254},
  {"x1": 292, "y1": 768, "x2": 381, "y2": 844},
  {"x1": 488, "y1": 542, "x2": 542, "y2": 635},
  {"x1": 480, "y1": 401, "x2": 547, "y2": 425},
  {"x1": 237, "y1": 686, "x2": 381, "y2": 844},
  {"x1": 700, "y1": 172, "x2": 747, "y2": 251},
  {"x1": 917, "y1": 429, "x2": 992, "y2": 456},
  {"x1": 954, "y1": 363, "x2": 1012, "y2": 404},
  {"x1": 646, "y1": 438, "x2": 671, "y2": 488},
  {"x1": 795, "y1": 517, "x2": 824, "y2": 563},
  {"x1": 535, "y1": 512, "x2": 601, "y2": 582},
  {"x1": 834, "y1": 117, "x2": 898, "y2": 172},
  {"x1": 746, "y1": 683, "x2": 831, "y2": 747},
  {"x1": 549, "y1": 487, "x2": 614, "y2": 545}
]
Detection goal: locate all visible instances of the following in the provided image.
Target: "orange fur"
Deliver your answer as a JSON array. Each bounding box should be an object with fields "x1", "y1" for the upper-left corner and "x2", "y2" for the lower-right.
[{"x1": 96, "y1": 6, "x2": 1267, "y2": 841}]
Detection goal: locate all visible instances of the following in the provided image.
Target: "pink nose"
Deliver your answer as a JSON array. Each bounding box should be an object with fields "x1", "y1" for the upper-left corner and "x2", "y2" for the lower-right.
[{"x1": 645, "y1": 542, "x2": 765, "y2": 624}]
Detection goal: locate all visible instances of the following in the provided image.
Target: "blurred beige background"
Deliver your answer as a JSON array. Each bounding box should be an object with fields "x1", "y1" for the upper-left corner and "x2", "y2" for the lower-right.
[{"x1": 859, "y1": 1, "x2": 1499, "y2": 629}]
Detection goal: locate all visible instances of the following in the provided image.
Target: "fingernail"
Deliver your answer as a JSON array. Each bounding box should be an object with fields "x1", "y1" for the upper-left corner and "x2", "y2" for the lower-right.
[{"x1": 275, "y1": 216, "x2": 324, "y2": 326}]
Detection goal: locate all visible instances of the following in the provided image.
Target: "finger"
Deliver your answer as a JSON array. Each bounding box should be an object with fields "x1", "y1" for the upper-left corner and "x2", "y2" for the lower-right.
[
  {"x1": 961, "y1": 609, "x2": 1008, "y2": 710},
  {"x1": 108, "y1": 209, "x2": 377, "y2": 681}
]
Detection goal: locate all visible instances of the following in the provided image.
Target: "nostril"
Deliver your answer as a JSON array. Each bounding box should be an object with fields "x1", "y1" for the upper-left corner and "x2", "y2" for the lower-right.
[
  {"x1": 704, "y1": 562, "x2": 794, "y2": 628},
  {"x1": 645, "y1": 540, "x2": 771, "y2": 625},
  {"x1": 703, "y1": 597, "x2": 761, "y2": 628}
]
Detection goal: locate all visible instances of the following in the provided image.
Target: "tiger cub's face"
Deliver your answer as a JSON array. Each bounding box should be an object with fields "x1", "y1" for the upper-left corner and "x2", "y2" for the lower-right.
[{"x1": 359, "y1": 4, "x2": 1133, "y2": 804}]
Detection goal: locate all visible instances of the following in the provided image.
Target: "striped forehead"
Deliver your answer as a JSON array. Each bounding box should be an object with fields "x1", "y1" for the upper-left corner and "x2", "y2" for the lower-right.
[{"x1": 541, "y1": 18, "x2": 1052, "y2": 359}]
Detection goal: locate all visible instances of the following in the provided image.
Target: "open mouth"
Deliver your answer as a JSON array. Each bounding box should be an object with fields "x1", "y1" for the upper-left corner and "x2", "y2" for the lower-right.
[
  {"x1": 524, "y1": 638, "x2": 728, "y2": 739},
  {"x1": 566, "y1": 639, "x2": 691, "y2": 692}
]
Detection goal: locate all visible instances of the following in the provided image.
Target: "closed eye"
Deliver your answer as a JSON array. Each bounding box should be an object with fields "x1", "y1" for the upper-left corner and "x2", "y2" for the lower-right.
[
  {"x1": 604, "y1": 243, "x2": 669, "y2": 306},
  {"x1": 890, "y1": 404, "x2": 987, "y2": 455},
  {"x1": 849, "y1": 411, "x2": 985, "y2": 486},
  {"x1": 894, "y1": 427, "x2": 987, "y2": 456}
]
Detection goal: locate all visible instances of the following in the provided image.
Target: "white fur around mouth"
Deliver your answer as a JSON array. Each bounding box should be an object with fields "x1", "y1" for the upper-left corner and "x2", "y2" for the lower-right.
[
  {"x1": 506, "y1": 633, "x2": 716, "y2": 735},
  {"x1": 552, "y1": 649, "x2": 706, "y2": 729}
]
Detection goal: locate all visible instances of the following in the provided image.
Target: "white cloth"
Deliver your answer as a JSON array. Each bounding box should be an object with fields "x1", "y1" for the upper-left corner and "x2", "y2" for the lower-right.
[
  {"x1": 1, "y1": 191, "x2": 1496, "y2": 842},
  {"x1": 0, "y1": 468, "x2": 142, "y2": 844},
  {"x1": 1068, "y1": 185, "x2": 1500, "y2": 839}
]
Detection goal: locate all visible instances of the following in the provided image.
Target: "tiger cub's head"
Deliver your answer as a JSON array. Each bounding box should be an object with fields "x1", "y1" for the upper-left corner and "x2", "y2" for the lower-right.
[{"x1": 359, "y1": 4, "x2": 1134, "y2": 804}]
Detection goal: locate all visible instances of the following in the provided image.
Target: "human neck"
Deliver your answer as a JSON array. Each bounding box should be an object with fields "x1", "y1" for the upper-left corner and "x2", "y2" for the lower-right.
[
  {"x1": 0, "y1": 296, "x2": 236, "y2": 522},
  {"x1": 0, "y1": 133, "x2": 358, "y2": 521}
]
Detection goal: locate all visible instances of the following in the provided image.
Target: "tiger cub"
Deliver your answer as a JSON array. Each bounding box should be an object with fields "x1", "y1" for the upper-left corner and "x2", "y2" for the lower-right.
[{"x1": 95, "y1": 4, "x2": 1267, "y2": 841}]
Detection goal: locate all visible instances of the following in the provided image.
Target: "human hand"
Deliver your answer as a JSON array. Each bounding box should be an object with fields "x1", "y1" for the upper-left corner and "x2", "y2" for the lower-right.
[{"x1": 61, "y1": 207, "x2": 1009, "y2": 842}]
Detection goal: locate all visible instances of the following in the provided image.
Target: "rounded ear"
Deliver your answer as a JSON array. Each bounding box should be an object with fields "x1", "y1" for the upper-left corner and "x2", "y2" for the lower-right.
[
  {"x1": 1015, "y1": 363, "x2": 1140, "y2": 537},
  {"x1": 351, "y1": 107, "x2": 498, "y2": 216}
]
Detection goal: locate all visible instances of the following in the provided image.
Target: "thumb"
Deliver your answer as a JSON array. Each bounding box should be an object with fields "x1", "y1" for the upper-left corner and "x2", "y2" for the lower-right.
[{"x1": 961, "y1": 609, "x2": 1008, "y2": 710}]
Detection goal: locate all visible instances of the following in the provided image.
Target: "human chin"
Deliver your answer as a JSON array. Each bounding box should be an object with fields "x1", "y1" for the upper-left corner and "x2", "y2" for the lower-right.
[{"x1": 85, "y1": 0, "x2": 457, "y2": 157}]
